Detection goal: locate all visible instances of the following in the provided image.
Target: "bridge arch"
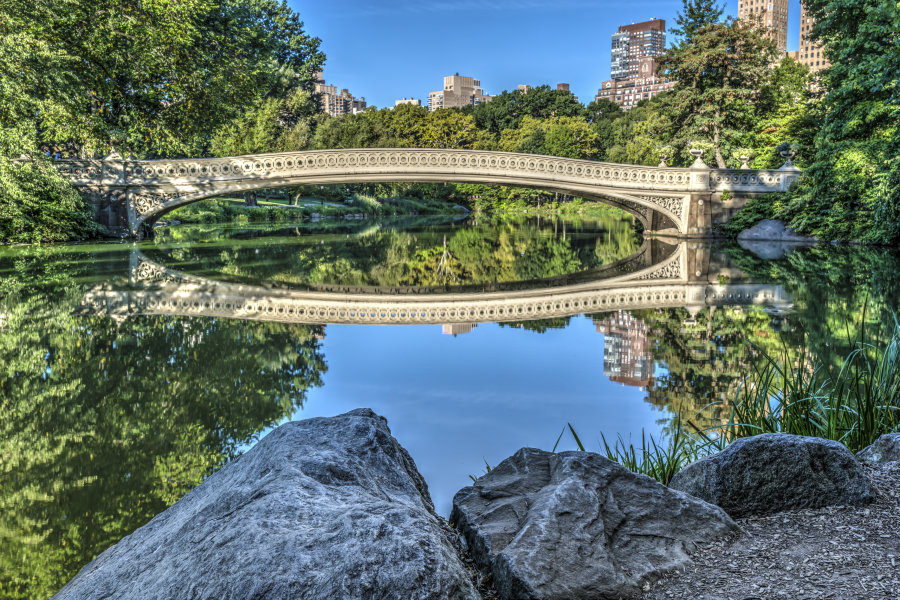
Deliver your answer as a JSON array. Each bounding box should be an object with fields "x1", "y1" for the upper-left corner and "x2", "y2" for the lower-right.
[{"x1": 52, "y1": 148, "x2": 800, "y2": 237}]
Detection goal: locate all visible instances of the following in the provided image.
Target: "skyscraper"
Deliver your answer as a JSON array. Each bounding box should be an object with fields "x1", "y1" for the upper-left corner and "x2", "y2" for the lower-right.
[
  {"x1": 737, "y1": 0, "x2": 789, "y2": 53},
  {"x1": 599, "y1": 19, "x2": 673, "y2": 111},
  {"x1": 798, "y1": 1, "x2": 829, "y2": 74},
  {"x1": 610, "y1": 19, "x2": 667, "y2": 81}
]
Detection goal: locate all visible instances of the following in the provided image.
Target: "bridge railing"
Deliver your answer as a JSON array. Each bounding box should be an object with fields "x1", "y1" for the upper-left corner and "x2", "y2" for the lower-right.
[
  {"x1": 708, "y1": 166, "x2": 801, "y2": 193},
  {"x1": 52, "y1": 149, "x2": 703, "y2": 193},
  {"x1": 50, "y1": 149, "x2": 802, "y2": 196}
]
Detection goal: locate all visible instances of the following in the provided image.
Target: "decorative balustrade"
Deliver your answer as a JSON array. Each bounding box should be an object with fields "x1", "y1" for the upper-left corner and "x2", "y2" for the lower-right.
[{"x1": 50, "y1": 148, "x2": 800, "y2": 236}]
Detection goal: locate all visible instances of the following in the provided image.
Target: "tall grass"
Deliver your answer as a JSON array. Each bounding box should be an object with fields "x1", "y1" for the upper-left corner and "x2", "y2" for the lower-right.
[
  {"x1": 561, "y1": 317, "x2": 900, "y2": 484},
  {"x1": 696, "y1": 317, "x2": 900, "y2": 454}
]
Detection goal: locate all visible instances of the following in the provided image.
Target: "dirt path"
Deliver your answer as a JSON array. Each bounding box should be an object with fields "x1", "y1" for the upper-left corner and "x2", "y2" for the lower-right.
[{"x1": 641, "y1": 462, "x2": 900, "y2": 600}]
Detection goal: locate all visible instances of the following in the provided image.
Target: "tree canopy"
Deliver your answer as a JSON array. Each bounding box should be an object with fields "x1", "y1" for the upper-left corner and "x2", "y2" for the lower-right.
[{"x1": 0, "y1": 0, "x2": 324, "y2": 158}]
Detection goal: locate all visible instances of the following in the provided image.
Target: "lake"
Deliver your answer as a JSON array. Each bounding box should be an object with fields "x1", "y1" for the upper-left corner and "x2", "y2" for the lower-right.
[{"x1": 2, "y1": 212, "x2": 898, "y2": 598}]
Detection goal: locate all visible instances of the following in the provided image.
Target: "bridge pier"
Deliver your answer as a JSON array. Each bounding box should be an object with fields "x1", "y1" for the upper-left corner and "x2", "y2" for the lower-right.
[{"x1": 80, "y1": 188, "x2": 130, "y2": 237}]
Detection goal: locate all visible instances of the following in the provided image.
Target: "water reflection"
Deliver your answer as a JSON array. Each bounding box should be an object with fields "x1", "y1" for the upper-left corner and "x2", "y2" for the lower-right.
[{"x1": 2, "y1": 216, "x2": 899, "y2": 598}]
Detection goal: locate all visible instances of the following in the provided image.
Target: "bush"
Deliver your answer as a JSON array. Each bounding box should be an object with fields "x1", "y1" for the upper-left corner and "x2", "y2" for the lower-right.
[{"x1": 0, "y1": 159, "x2": 101, "y2": 243}]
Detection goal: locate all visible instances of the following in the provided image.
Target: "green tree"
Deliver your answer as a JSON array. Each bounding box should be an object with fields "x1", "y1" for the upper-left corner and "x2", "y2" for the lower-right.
[
  {"x1": 466, "y1": 86, "x2": 586, "y2": 135},
  {"x1": 777, "y1": 0, "x2": 900, "y2": 242},
  {"x1": 605, "y1": 101, "x2": 672, "y2": 166},
  {"x1": 670, "y1": 0, "x2": 725, "y2": 45},
  {"x1": 656, "y1": 19, "x2": 778, "y2": 167},
  {"x1": 209, "y1": 89, "x2": 317, "y2": 157},
  {"x1": 499, "y1": 116, "x2": 599, "y2": 159},
  {"x1": 0, "y1": 0, "x2": 324, "y2": 157},
  {"x1": 421, "y1": 110, "x2": 479, "y2": 149},
  {"x1": 750, "y1": 57, "x2": 817, "y2": 169}
]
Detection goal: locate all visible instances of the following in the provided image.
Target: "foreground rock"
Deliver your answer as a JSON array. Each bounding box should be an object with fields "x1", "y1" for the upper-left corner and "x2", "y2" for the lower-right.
[
  {"x1": 857, "y1": 432, "x2": 900, "y2": 464},
  {"x1": 54, "y1": 409, "x2": 480, "y2": 600},
  {"x1": 451, "y1": 448, "x2": 739, "y2": 600},
  {"x1": 670, "y1": 433, "x2": 874, "y2": 518},
  {"x1": 737, "y1": 219, "x2": 818, "y2": 243}
]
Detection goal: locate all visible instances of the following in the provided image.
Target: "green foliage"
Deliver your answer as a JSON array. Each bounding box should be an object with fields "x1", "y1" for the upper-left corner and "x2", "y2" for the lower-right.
[
  {"x1": 0, "y1": 0, "x2": 324, "y2": 157},
  {"x1": 499, "y1": 116, "x2": 599, "y2": 159},
  {"x1": 670, "y1": 0, "x2": 725, "y2": 45},
  {"x1": 0, "y1": 158, "x2": 100, "y2": 243},
  {"x1": 605, "y1": 101, "x2": 671, "y2": 166},
  {"x1": 656, "y1": 18, "x2": 779, "y2": 167},
  {"x1": 466, "y1": 86, "x2": 587, "y2": 135},
  {"x1": 209, "y1": 89, "x2": 317, "y2": 156},
  {"x1": 775, "y1": 0, "x2": 900, "y2": 242},
  {"x1": 0, "y1": 246, "x2": 327, "y2": 598}
]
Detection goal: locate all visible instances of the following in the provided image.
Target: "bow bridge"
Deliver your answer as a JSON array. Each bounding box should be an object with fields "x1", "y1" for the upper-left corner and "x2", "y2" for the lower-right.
[
  {"x1": 81, "y1": 242, "x2": 791, "y2": 325},
  {"x1": 56, "y1": 149, "x2": 801, "y2": 237}
]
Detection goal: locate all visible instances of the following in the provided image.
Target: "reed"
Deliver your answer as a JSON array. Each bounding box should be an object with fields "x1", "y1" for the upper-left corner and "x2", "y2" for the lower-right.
[{"x1": 562, "y1": 317, "x2": 900, "y2": 484}]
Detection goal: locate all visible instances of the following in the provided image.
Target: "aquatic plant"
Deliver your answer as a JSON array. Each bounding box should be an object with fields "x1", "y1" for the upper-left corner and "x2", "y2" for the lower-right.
[{"x1": 559, "y1": 317, "x2": 900, "y2": 483}]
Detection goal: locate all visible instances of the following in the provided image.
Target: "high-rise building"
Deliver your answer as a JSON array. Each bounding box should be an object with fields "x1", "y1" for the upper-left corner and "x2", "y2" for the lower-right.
[
  {"x1": 738, "y1": 0, "x2": 789, "y2": 53},
  {"x1": 427, "y1": 74, "x2": 492, "y2": 111},
  {"x1": 394, "y1": 98, "x2": 422, "y2": 107},
  {"x1": 594, "y1": 311, "x2": 653, "y2": 389},
  {"x1": 610, "y1": 19, "x2": 667, "y2": 81},
  {"x1": 314, "y1": 72, "x2": 366, "y2": 117},
  {"x1": 595, "y1": 56, "x2": 675, "y2": 111},
  {"x1": 798, "y1": 1, "x2": 829, "y2": 74}
]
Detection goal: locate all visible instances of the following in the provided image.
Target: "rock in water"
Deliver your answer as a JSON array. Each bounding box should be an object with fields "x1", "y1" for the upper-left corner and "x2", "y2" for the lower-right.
[
  {"x1": 54, "y1": 409, "x2": 480, "y2": 600},
  {"x1": 857, "y1": 433, "x2": 900, "y2": 464},
  {"x1": 450, "y1": 448, "x2": 739, "y2": 600},
  {"x1": 670, "y1": 433, "x2": 874, "y2": 518}
]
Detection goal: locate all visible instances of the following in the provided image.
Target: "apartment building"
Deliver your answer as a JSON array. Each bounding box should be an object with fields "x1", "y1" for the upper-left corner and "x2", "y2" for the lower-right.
[
  {"x1": 738, "y1": 0, "x2": 790, "y2": 53},
  {"x1": 394, "y1": 98, "x2": 422, "y2": 107},
  {"x1": 798, "y1": 1, "x2": 829, "y2": 73},
  {"x1": 595, "y1": 56, "x2": 675, "y2": 111},
  {"x1": 610, "y1": 19, "x2": 667, "y2": 80},
  {"x1": 314, "y1": 71, "x2": 366, "y2": 117},
  {"x1": 427, "y1": 74, "x2": 492, "y2": 111}
]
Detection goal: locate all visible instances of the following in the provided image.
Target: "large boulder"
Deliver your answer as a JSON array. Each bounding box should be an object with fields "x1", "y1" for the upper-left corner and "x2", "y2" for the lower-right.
[
  {"x1": 450, "y1": 448, "x2": 739, "y2": 600},
  {"x1": 670, "y1": 433, "x2": 874, "y2": 518},
  {"x1": 54, "y1": 409, "x2": 480, "y2": 600},
  {"x1": 857, "y1": 433, "x2": 900, "y2": 464}
]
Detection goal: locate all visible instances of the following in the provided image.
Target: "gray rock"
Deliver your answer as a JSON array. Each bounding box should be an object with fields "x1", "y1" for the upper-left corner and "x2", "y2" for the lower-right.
[
  {"x1": 737, "y1": 219, "x2": 817, "y2": 243},
  {"x1": 857, "y1": 433, "x2": 900, "y2": 463},
  {"x1": 451, "y1": 448, "x2": 739, "y2": 600},
  {"x1": 54, "y1": 408, "x2": 479, "y2": 600},
  {"x1": 670, "y1": 433, "x2": 874, "y2": 518}
]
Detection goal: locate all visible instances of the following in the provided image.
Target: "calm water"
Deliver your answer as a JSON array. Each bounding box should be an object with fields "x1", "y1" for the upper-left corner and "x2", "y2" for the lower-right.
[{"x1": 2, "y1": 213, "x2": 899, "y2": 598}]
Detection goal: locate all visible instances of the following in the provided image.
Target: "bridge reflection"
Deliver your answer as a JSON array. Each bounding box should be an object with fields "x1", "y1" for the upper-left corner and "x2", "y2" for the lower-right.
[{"x1": 81, "y1": 242, "x2": 791, "y2": 325}]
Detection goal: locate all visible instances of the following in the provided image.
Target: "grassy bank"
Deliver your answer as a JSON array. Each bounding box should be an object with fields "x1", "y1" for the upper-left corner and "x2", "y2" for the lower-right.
[{"x1": 566, "y1": 318, "x2": 900, "y2": 484}]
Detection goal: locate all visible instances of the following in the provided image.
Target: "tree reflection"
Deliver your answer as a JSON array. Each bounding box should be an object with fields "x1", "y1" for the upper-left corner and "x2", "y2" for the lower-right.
[
  {"x1": 145, "y1": 214, "x2": 642, "y2": 288},
  {"x1": 0, "y1": 249, "x2": 326, "y2": 599}
]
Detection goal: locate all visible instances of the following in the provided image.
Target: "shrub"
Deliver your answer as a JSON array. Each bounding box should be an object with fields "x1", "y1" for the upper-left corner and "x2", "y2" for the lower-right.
[{"x1": 0, "y1": 159, "x2": 101, "y2": 243}]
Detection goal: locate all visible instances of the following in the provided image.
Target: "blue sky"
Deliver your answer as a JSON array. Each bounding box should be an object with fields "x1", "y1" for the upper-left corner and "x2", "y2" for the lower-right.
[{"x1": 291, "y1": 0, "x2": 803, "y2": 109}]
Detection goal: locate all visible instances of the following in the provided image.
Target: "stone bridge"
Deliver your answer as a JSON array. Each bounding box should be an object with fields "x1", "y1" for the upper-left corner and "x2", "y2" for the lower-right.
[
  {"x1": 54, "y1": 149, "x2": 800, "y2": 237},
  {"x1": 81, "y1": 242, "x2": 791, "y2": 325}
]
